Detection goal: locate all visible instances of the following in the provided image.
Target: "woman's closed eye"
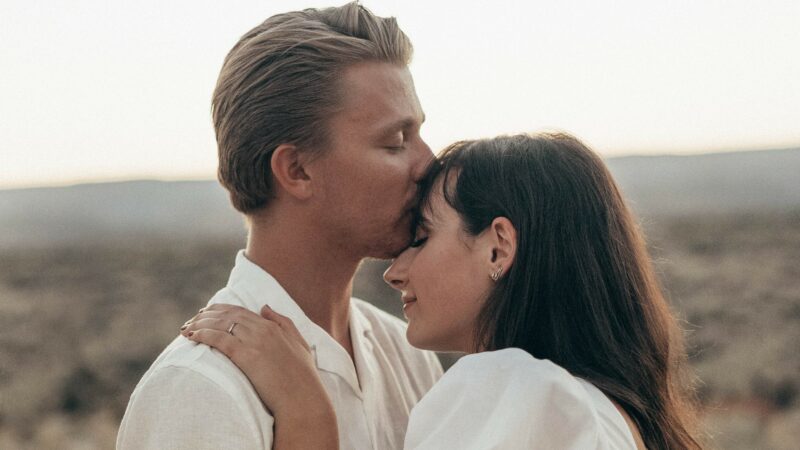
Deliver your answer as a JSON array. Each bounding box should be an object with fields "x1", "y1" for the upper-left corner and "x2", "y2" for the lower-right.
[
  {"x1": 410, "y1": 218, "x2": 430, "y2": 248},
  {"x1": 409, "y1": 235, "x2": 428, "y2": 248}
]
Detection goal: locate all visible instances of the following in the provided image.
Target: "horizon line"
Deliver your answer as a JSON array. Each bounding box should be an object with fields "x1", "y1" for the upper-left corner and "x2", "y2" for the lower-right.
[{"x1": 2, "y1": 144, "x2": 798, "y2": 192}]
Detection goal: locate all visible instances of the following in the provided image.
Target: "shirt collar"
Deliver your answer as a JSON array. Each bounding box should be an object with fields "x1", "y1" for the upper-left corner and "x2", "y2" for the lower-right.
[
  {"x1": 223, "y1": 250, "x2": 374, "y2": 397},
  {"x1": 225, "y1": 250, "x2": 313, "y2": 330}
]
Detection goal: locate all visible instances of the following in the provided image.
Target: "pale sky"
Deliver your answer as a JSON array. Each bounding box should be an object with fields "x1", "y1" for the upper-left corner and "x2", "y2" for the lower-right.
[{"x1": 1, "y1": 0, "x2": 799, "y2": 189}]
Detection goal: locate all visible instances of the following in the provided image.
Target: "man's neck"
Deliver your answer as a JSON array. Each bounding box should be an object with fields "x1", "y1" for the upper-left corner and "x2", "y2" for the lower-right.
[{"x1": 244, "y1": 212, "x2": 361, "y2": 358}]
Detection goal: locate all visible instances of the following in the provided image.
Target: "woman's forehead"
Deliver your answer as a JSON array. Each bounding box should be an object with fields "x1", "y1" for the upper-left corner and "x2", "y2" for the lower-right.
[{"x1": 418, "y1": 178, "x2": 460, "y2": 229}]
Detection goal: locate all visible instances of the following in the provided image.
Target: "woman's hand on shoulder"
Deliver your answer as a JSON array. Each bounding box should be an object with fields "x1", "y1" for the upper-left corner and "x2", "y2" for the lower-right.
[{"x1": 179, "y1": 304, "x2": 329, "y2": 417}]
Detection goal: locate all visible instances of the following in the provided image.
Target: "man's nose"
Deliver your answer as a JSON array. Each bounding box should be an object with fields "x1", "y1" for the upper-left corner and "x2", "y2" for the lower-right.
[{"x1": 411, "y1": 137, "x2": 434, "y2": 182}]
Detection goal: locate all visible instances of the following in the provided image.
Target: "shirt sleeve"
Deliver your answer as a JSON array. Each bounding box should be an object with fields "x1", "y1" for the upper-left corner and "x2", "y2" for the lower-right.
[
  {"x1": 116, "y1": 366, "x2": 271, "y2": 450},
  {"x1": 403, "y1": 349, "x2": 603, "y2": 450}
]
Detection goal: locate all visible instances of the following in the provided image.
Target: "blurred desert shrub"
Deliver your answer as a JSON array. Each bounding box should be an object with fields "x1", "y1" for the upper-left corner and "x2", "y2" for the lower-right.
[
  {"x1": 0, "y1": 239, "x2": 243, "y2": 448},
  {"x1": 644, "y1": 212, "x2": 800, "y2": 449},
  {"x1": 0, "y1": 212, "x2": 799, "y2": 449}
]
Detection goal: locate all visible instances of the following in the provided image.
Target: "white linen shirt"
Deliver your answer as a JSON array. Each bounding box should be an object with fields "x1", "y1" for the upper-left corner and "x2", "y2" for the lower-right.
[
  {"x1": 404, "y1": 348, "x2": 637, "y2": 450},
  {"x1": 117, "y1": 250, "x2": 443, "y2": 450}
]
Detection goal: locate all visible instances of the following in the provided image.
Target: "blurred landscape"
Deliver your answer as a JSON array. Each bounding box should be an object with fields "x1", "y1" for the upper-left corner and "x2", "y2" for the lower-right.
[{"x1": 1, "y1": 147, "x2": 799, "y2": 449}]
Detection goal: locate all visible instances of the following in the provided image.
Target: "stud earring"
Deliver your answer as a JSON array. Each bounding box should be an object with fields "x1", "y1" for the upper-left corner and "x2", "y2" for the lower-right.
[{"x1": 490, "y1": 267, "x2": 502, "y2": 281}]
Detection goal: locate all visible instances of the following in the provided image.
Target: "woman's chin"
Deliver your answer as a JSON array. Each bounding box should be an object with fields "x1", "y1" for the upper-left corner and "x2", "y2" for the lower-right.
[
  {"x1": 405, "y1": 327, "x2": 432, "y2": 351},
  {"x1": 405, "y1": 328, "x2": 460, "y2": 353}
]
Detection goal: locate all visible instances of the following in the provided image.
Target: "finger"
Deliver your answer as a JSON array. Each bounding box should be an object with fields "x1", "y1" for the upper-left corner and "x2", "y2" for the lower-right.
[
  {"x1": 182, "y1": 307, "x2": 215, "y2": 325},
  {"x1": 261, "y1": 305, "x2": 311, "y2": 351},
  {"x1": 181, "y1": 317, "x2": 252, "y2": 339},
  {"x1": 260, "y1": 305, "x2": 302, "y2": 336},
  {"x1": 182, "y1": 309, "x2": 232, "y2": 327},
  {"x1": 185, "y1": 306, "x2": 263, "y2": 328},
  {"x1": 183, "y1": 310, "x2": 223, "y2": 326},
  {"x1": 186, "y1": 328, "x2": 242, "y2": 360},
  {"x1": 260, "y1": 304, "x2": 293, "y2": 325},
  {"x1": 198, "y1": 303, "x2": 252, "y2": 316}
]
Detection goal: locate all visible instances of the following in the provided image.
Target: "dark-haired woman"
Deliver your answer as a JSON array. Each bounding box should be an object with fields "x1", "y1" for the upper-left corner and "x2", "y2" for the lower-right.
[{"x1": 181, "y1": 133, "x2": 702, "y2": 449}]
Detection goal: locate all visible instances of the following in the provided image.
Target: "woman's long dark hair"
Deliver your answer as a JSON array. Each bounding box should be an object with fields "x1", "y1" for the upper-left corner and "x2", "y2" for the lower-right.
[{"x1": 417, "y1": 133, "x2": 702, "y2": 449}]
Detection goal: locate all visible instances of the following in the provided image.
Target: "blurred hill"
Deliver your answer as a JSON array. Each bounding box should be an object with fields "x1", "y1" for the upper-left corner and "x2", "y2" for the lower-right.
[
  {"x1": 610, "y1": 147, "x2": 800, "y2": 216},
  {"x1": 0, "y1": 180, "x2": 244, "y2": 248},
  {"x1": 1, "y1": 147, "x2": 798, "y2": 248}
]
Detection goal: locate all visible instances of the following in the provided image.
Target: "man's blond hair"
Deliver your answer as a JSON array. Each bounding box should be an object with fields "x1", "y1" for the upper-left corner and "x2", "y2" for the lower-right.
[{"x1": 212, "y1": 2, "x2": 413, "y2": 213}]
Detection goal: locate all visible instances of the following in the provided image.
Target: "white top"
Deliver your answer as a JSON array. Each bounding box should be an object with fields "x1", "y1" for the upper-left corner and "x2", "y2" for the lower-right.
[
  {"x1": 404, "y1": 348, "x2": 638, "y2": 450},
  {"x1": 117, "y1": 250, "x2": 443, "y2": 450}
]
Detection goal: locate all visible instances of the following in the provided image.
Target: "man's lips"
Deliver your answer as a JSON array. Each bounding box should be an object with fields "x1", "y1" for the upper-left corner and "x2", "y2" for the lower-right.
[{"x1": 402, "y1": 296, "x2": 417, "y2": 309}]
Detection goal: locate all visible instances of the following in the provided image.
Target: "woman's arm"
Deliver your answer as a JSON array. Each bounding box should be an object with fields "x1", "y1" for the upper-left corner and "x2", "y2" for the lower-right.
[
  {"x1": 181, "y1": 304, "x2": 339, "y2": 450},
  {"x1": 274, "y1": 395, "x2": 338, "y2": 450}
]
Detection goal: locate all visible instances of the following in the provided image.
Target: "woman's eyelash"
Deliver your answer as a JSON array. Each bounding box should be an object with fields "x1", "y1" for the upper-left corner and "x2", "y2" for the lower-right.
[{"x1": 409, "y1": 236, "x2": 428, "y2": 248}]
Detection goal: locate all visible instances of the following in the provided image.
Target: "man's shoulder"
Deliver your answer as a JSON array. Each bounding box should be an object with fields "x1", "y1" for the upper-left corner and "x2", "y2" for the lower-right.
[
  {"x1": 119, "y1": 335, "x2": 274, "y2": 448},
  {"x1": 126, "y1": 283, "x2": 265, "y2": 412},
  {"x1": 131, "y1": 335, "x2": 255, "y2": 403},
  {"x1": 134, "y1": 286, "x2": 257, "y2": 392}
]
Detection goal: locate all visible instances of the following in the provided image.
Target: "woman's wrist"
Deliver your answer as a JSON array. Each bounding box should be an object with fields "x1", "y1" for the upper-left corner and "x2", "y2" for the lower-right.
[
  {"x1": 273, "y1": 398, "x2": 338, "y2": 450},
  {"x1": 275, "y1": 402, "x2": 336, "y2": 427},
  {"x1": 264, "y1": 368, "x2": 331, "y2": 413}
]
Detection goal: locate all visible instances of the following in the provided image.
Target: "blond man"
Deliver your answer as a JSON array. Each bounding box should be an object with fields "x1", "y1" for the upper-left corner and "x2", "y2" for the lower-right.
[{"x1": 117, "y1": 3, "x2": 442, "y2": 449}]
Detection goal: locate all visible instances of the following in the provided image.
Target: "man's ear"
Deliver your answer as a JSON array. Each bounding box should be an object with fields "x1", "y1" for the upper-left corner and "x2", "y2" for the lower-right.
[
  {"x1": 488, "y1": 217, "x2": 517, "y2": 275},
  {"x1": 270, "y1": 144, "x2": 313, "y2": 200}
]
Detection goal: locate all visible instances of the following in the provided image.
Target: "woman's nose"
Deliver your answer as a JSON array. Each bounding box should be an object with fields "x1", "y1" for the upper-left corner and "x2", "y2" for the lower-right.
[{"x1": 383, "y1": 249, "x2": 412, "y2": 291}]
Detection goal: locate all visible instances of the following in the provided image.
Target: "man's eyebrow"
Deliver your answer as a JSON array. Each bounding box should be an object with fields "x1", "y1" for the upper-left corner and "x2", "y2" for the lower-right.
[{"x1": 376, "y1": 113, "x2": 426, "y2": 137}]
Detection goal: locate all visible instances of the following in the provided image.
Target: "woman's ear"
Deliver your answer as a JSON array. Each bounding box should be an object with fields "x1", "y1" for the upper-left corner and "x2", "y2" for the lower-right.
[
  {"x1": 488, "y1": 217, "x2": 517, "y2": 278},
  {"x1": 270, "y1": 144, "x2": 313, "y2": 200}
]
